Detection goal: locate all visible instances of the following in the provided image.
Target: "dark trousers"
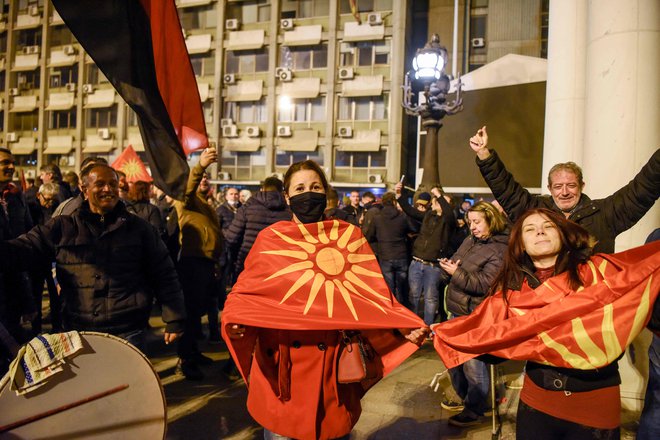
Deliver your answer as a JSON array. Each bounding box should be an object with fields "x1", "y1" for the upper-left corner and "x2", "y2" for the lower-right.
[
  {"x1": 379, "y1": 258, "x2": 409, "y2": 306},
  {"x1": 516, "y1": 399, "x2": 620, "y2": 440},
  {"x1": 30, "y1": 267, "x2": 62, "y2": 334},
  {"x1": 177, "y1": 256, "x2": 216, "y2": 360}
]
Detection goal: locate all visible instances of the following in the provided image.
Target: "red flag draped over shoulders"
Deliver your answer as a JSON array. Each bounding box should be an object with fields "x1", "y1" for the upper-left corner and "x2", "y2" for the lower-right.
[
  {"x1": 432, "y1": 241, "x2": 660, "y2": 369},
  {"x1": 222, "y1": 219, "x2": 424, "y2": 382}
]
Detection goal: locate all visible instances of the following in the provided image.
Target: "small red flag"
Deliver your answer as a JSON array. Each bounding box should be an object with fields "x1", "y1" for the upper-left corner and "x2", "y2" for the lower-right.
[
  {"x1": 432, "y1": 241, "x2": 660, "y2": 370},
  {"x1": 111, "y1": 145, "x2": 152, "y2": 183}
]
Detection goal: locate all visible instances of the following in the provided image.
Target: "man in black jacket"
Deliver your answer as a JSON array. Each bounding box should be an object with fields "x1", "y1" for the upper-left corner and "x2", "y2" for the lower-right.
[
  {"x1": 224, "y1": 176, "x2": 291, "y2": 276},
  {"x1": 395, "y1": 182, "x2": 456, "y2": 325},
  {"x1": 469, "y1": 126, "x2": 660, "y2": 253},
  {"x1": 0, "y1": 164, "x2": 185, "y2": 351},
  {"x1": 367, "y1": 192, "x2": 414, "y2": 305}
]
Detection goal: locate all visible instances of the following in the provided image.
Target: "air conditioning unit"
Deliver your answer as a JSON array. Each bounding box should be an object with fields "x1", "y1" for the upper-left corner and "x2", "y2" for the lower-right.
[
  {"x1": 220, "y1": 118, "x2": 234, "y2": 127},
  {"x1": 27, "y1": 45, "x2": 40, "y2": 55},
  {"x1": 277, "y1": 125, "x2": 292, "y2": 137},
  {"x1": 280, "y1": 19, "x2": 294, "y2": 31},
  {"x1": 338, "y1": 67, "x2": 354, "y2": 80},
  {"x1": 225, "y1": 18, "x2": 240, "y2": 31},
  {"x1": 367, "y1": 12, "x2": 383, "y2": 25},
  {"x1": 278, "y1": 68, "x2": 293, "y2": 82},
  {"x1": 222, "y1": 125, "x2": 238, "y2": 138},
  {"x1": 97, "y1": 128, "x2": 111, "y2": 140},
  {"x1": 218, "y1": 172, "x2": 232, "y2": 181},
  {"x1": 29, "y1": 5, "x2": 39, "y2": 16},
  {"x1": 471, "y1": 37, "x2": 486, "y2": 48},
  {"x1": 245, "y1": 126, "x2": 260, "y2": 137},
  {"x1": 8, "y1": 87, "x2": 19, "y2": 96},
  {"x1": 338, "y1": 126, "x2": 353, "y2": 138},
  {"x1": 65, "y1": 82, "x2": 76, "y2": 92},
  {"x1": 63, "y1": 44, "x2": 76, "y2": 55},
  {"x1": 223, "y1": 73, "x2": 236, "y2": 85},
  {"x1": 82, "y1": 83, "x2": 94, "y2": 94},
  {"x1": 368, "y1": 174, "x2": 383, "y2": 184},
  {"x1": 21, "y1": 46, "x2": 31, "y2": 55},
  {"x1": 5, "y1": 132, "x2": 17, "y2": 143}
]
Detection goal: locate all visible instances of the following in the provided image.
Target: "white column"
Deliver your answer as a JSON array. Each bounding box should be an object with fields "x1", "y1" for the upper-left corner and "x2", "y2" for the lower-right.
[
  {"x1": 582, "y1": 0, "x2": 660, "y2": 251},
  {"x1": 541, "y1": 0, "x2": 588, "y2": 190}
]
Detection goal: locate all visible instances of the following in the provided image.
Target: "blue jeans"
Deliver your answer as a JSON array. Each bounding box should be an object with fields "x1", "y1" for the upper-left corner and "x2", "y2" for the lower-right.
[
  {"x1": 447, "y1": 314, "x2": 490, "y2": 416},
  {"x1": 379, "y1": 258, "x2": 409, "y2": 305},
  {"x1": 639, "y1": 333, "x2": 660, "y2": 440},
  {"x1": 264, "y1": 429, "x2": 350, "y2": 440},
  {"x1": 408, "y1": 259, "x2": 442, "y2": 325}
]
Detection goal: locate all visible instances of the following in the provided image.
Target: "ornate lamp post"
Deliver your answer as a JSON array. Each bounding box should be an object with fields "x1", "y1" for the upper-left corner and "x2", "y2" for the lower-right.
[{"x1": 402, "y1": 34, "x2": 463, "y2": 190}]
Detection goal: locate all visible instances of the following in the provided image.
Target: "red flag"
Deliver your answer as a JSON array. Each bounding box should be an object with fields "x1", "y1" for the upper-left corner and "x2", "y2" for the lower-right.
[
  {"x1": 111, "y1": 145, "x2": 152, "y2": 183},
  {"x1": 432, "y1": 241, "x2": 660, "y2": 369},
  {"x1": 222, "y1": 219, "x2": 424, "y2": 383}
]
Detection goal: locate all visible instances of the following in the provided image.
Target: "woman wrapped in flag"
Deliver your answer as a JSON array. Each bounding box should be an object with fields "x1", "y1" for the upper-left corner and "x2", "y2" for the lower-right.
[
  {"x1": 222, "y1": 160, "x2": 428, "y2": 440},
  {"x1": 433, "y1": 208, "x2": 660, "y2": 439}
]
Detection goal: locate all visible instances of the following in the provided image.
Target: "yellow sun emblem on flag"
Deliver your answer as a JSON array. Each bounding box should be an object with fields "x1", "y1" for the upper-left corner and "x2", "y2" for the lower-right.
[
  {"x1": 120, "y1": 159, "x2": 144, "y2": 179},
  {"x1": 261, "y1": 220, "x2": 389, "y2": 320}
]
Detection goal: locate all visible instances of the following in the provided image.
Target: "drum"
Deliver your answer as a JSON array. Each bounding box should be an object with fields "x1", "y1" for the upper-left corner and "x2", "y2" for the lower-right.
[{"x1": 0, "y1": 332, "x2": 166, "y2": 439}]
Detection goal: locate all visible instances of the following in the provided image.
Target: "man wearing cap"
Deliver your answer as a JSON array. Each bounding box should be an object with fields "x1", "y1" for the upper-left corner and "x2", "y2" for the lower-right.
[{"x1": 395, "y1": 182, "x2": 456, "y2": 325}]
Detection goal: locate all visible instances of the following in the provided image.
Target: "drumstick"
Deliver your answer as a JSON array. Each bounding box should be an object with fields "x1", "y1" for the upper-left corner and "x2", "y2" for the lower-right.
[{"x1": 0, "y1": 383, "x2": 129, "y2": 433}]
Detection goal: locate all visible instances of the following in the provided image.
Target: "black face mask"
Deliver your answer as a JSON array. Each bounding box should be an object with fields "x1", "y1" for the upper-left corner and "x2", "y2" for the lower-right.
[{"x1": 289, "y1": 192, "x2": 327, "y2": 224}]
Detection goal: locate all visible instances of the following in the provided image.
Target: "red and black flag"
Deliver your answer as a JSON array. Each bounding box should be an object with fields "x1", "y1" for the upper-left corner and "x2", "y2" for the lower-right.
[
  {"x1": 432, "y1": 241, "x2": 660, "y2": 370},
  {"x1": 51, "y1": 0, "x2": 208, "y2": 200}
]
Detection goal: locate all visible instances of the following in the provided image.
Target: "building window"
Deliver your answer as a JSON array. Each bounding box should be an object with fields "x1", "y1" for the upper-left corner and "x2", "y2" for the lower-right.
[
  {"x1": 281, "y1": 0, "x2": 330, "y2": 18},
  {"x1": 224, "y1": 99, "x2": 267, "y2": 124},
  {"x1": 203, "y1": 101, "x2": 213, "y2": 124},
  {"x1": 179, "y1": 5, "x2": 216, "y2": 30},
  {"x1": 279, "y1": 45, "x2": 327, "y2": 71},
  {"x1": 337, "y1": 94, "x2": 389, "y2": 121},
  {"x1": 225, "y1": 49, "x2": 269, "y2": 75},
  {"x1": 276, "y1": 150, "x2": 323, "y2": 168},
  {"x1": 85, "y1": 105, "x2": 117, "y2": 128},
  {"x1": 334, "y1": 149, "x2": 386, "y2": 169},
  {"x1": 540, "y1": 0, "x2": 549, "y2": 59},
  {"x1": 49, "y1": 65, "x2": 78, "y2": 88},
  {"x1": 227, "y1": 1, "x2": 270, "y2": 24},
  {"x1": 49, "y1": 109, "x2": 76, "y2": 129},
  {"x1": 11, "y1": 111, "x2": 38, "y2": 132},
  {"x1": 220, "y1": 149, "x2": 267, "y2": 181},
  {"x1": 15, "y1": 28, "x2": 41, "y2": 48},
  {"x1": 85, "y1": 65, "x2": 110, "y2": 85},
  {"x1": 277, "y1": 96, "x2": 326, "y2": 123},
  {"x1": 190, "y1": 54, "x2": 215, "y2": 77},
  {"x1": 16, "y1": 70, "x2": 40, "y2": 90},
  {"x1": 48, "y1": 26, "x2": 75, "y2": 47},
  {"x1": 340, "y1": 40, "x2": 390, "y2": 67}
]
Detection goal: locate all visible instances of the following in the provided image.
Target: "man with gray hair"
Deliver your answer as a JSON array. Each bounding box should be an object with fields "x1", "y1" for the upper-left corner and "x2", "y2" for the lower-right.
[{"x1": 469, "y1": 126, "x2": 660, "y2": 253}]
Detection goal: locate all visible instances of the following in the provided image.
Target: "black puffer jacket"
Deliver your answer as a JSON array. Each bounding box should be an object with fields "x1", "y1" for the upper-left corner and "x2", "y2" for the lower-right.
[
  {"x1": 0, "y1": 202, "x2": 185, "y2": 335},
  {"x1": 398, "y1": 191, "x2": 456, "y2": 261},
  {"x1": 224, "y1": 190, "x2": 291, "y2": 273},
  {"x1": 441, "y1": 231, "x2": 509, "y2": 316},
  {"x1": 477, "y1": 149, "x2": 660, "y2": 253},
  {"x1": 366, "y1": 205, "x2": 413, "y2": 261},
  {"x1": 126, "y1": 200, "x2": 164, "y2": 236}
]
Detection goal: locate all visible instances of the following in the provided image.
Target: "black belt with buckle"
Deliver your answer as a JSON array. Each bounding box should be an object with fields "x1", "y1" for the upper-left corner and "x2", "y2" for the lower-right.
[{"x1": 412, "y1": 256, "x2": 440, "y2": 267}]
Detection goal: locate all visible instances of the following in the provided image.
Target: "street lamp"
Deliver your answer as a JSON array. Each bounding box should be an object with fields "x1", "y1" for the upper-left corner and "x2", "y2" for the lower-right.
[{"x1": 402, "y1": 34, "x2": 463, "y2": 190}]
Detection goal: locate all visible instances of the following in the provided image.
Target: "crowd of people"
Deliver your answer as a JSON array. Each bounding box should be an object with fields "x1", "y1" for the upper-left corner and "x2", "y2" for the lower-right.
[{"x1": 0, "y1": 126, "x2": 658, "y2": 439}]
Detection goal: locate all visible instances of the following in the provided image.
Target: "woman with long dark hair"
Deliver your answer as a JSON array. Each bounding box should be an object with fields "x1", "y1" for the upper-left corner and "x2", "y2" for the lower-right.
[
  {"x1": 222, "y1": 160, "x2": 428, "y2": 440},
  {"x1": 433, "y1": 208, "x2": 660, "y2": 439}
]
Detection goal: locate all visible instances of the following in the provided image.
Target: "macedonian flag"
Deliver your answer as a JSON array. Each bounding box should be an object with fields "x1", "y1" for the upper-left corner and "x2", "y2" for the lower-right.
[
  {"x1": 111, "y1": 145, "x2": 152, "y2": 182},
  {"x1": 222, "y1": 219, "x2": 425, "y2": 382},
  {"x1": 432, "y1": 241, "x2": 660, "y2": 370}
]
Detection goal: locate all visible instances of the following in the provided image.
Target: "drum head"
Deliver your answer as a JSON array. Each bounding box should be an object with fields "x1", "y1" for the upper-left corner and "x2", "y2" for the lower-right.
[{"x1": 0, "y1": 332, "x2": 166, "y2": 439}]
